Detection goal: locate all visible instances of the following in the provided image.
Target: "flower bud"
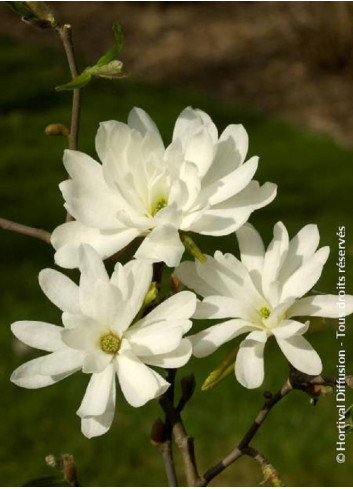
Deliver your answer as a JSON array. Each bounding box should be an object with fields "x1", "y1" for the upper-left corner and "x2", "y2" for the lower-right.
[
  {"x1": 150, "y1": 418, "x2": 167, "y2": 447},
  {"x1": 44, "y1": 123, "x2": 70, "y2": 137}
]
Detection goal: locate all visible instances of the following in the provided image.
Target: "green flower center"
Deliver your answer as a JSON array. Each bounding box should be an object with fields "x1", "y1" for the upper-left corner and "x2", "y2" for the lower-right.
[
  {"x1": 259, "y1": 307, "x2": 271, "y2": 319},
  {"x1": 100, "y1": 333, "x2": 121, "y2": 354},
  {"x1": 151, "y1": 197, "x2": 167, "y2": 217}
]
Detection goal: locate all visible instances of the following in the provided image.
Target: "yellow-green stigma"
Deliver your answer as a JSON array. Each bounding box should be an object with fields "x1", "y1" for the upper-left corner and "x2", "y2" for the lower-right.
[
  {"x1": 152, "y1": 197, "x2": 167, "y2": 217},
  {"x1": 100, "y1": 333, "x2": 121, "y2": 354},
  {"x1": 260, "y1": 307, "x2": 271, "y2": 319}
]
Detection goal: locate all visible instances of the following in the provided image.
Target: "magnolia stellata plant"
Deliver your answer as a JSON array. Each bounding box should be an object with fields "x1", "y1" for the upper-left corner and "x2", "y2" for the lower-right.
[{"x1": 3, "y1": 3, "x2": 353, "y2": 487}]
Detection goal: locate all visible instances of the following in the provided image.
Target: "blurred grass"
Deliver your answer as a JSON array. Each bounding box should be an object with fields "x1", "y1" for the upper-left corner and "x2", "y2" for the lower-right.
[{"x1": 0, "y1": 35, "x2": 353, "y2": 486}]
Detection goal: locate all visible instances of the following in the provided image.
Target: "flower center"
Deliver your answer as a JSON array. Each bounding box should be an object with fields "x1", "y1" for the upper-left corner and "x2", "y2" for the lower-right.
[
  {"x1": 151, "y1": 197, "x2": 167, "y2": 217},
  {"x1": 100, "y1": 333, "x2": 121, "y2": 354},
  {"x1": 259, "y1": 307, "x2": 271, "y2": 319}
]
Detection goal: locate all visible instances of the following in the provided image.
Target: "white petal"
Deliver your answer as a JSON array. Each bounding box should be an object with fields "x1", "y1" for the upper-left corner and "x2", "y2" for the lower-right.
[
  {"x1": 126, "y1": 320, "x2": 190, "y2": 356},
  {"x1": 287, "y1": 294, "x2": 353, "y2": 318},
  {"x1": 235, "y1": 331, "x2": 267, "y2": 389},
  {"x1": 61, "y1": 313, "x2": 98, "y2": 330},
  {"x1": 276, "y1": 335, "x2": 322, "y2": 375},
  {"x1": 128, "y1": 107, "x2": 159, "y2": 135},
  {"x1": 205, "y1": 156, "x2": 259, "y2": 206},
  {"x1": 36, "y1": 349, "x2": 84, "y2": 376},
  {"x1": 11, "y1": 321, "x2": 65, "y2": 352},
  {"x1": 201, "y1": 124, "x2": 248, "y2": 189},
  {"x1": 82, "y1": 351, "x2": 113, "y2": 374},
  {"x1": 10, "y1": 351, "x2": 82, "y2": 389},
  {"x1": 190, "y1": 319, "x2": 252, "y2": 357},
  {"x1": 174, "y1": 261, "x2": 219, "y2": 297},
  {"x1": 81, "y1": 377, "x2": 116, "y2": 438},
  {"x1": 52, "y1": 221, "x2": 139, "y2": 269},
  {"x1": 110, "y1": 260, "x2": 153, "y2": 332},
  {"x1": 220, "y1": 124, "x2": 249, "y2": 164},
  {"x1": 279, "y1": 224, "x2": 320, "y2": 282},
  {"x1": 116, "y1": 351, "x2": 169, "y2": 407},
  {"x1": 141, "y1": 338, "x2": 192, "y2": 368},
  {"x1": 143, "y1": 290, "x2": 196, "y2": 322},
  {"x1": 236, "y1": 223, "x2": 265, "y2": 291},
  {"x1": 80, "y1": 279, "x2": 117, "y2": 325},
  {"x1": 62, "y1": 323, "x2": 102, "y2": 351},
  {"x1": 272, "y1": 319, "x2": 309, "y2": 339},
  {"x1": 280, "y1": 246, "x2": 330, "y2": 302},
  {"x1": 79, "y1": 244, "x2": 109, "y2": 284},
  {"x1": 61, "y1": 150, "x2": 123, "y2": 229},
  {"x1": 77, "y1": 364, "x2": 115, "y2": 417},
  {"x1": 134, "y1": 225, "x2": 185, "y2": 267},
  {"x1": 173, "y1": 107, "x2": 218, "y2": 145},
  {"x1": 38, "y1": 269, "x2": 79, "y2": 314},
  {"x1": 183, "y1": 126, "x2": 215, "y2": 177},
  {"x1": 262, "y1": 222, "x2": 289, "y2": 303},
  {"x1": 190, "y1": 182, "x2": 277, "y2": 236},
  {"x1": 194, "y1": 295, "x2": 254, "y2": 321}
]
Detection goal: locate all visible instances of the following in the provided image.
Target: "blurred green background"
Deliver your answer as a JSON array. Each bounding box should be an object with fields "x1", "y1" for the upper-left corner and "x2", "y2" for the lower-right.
[{"x1": 1, "y1": 3, "x2": 353, "y2": 487}]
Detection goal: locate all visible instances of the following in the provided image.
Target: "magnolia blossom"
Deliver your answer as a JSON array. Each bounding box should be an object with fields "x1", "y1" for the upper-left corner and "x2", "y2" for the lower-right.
[
  {"x1": 176, "y1": 222, "x2": 353, "y2": 389},
  {"x1": 11, "y1": 245, "x2": 196, "y2": 438},
  {"x1": 51, "y1": 107, "x2": 277, "y2": 268}
]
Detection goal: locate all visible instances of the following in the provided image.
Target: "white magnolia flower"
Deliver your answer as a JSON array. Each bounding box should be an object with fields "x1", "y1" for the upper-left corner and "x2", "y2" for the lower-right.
[
  {"x1": 11, "y1": 245, "x2": 196, "y2": 438},
  {"x1": 51, "y1": 107, "x2": 277, "y2": 268},
  {"x1": 176, "y1": 222, "x2": 353, "y2": 389}
]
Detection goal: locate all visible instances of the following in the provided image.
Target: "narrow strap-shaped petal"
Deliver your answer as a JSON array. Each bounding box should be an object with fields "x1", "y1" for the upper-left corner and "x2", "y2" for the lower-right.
[
  {"x1": 235, "y1": 330, "x2": 267, "y2": 389},
  {"x1": 262, "y1": 222, "x2": 289, "y2": 303},
  {"x1": 134, "y1": 225, "x2": 184, "y2": 267},
  {"x1": 142, "y1": 291, "x2": 196, "y2": 322},
  {"x1": 10, "y1": 351, "x2": 82, "y2": 389},
  {"x1": 236, "y1": 223, "x2": 265, "y2": 291},
  {"x1": 11, "y1": 321, "x2": 65, "y2": 352},
  {"x1": 80, "y1": 376, "x2": 116, "y2": 439},
  {"x1": 276, "y1": 335, "x2": 322, "y2": 376},
  {"x1": 280, "y1": 246, "x2": 330, "y2": 302},
  {"x1": 39, "y1": 269, "x2": 80, "y2": 314},
  {"x1": 77, "y1": 364, "x2": 115, "y2": 417},
  {"x1": 116, "y1": 350, "x2": 169, "y2": 407},
  {"x1": 190, "y1": 319, "x2": 252, "y2": 358},
  {"x1": 52, "y1": 221, "x2": 139, "y2": 269},
  {"x1": 140, "y1": 338, "x2": 192, "y2": 368},
  {"x1": 272, "y1": 319, "x2": 309, "y2": 339},
  {"x1": 287, "y1": 294, "x2": 353, "y2": 319},
  {"x1": 279, "y1": 224, "x2": 320, "y2": 283}
]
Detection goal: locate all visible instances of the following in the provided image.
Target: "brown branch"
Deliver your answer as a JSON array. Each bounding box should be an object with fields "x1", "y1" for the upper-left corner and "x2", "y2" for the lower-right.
[
  {"x1": 162, "y1": 370, "x2": 179, "y2": 487},
  {"x1": 160, "y1": 393, "x2": 200, "y2": 486},
  {"x1": 56, "y1": 23, "x2": 81, "y2": 222},
  {"x1": 199, "y1": 370, "x2": 347, "y2": 486},
  {"x1": 198, "y1": 380, "x2": 292, "y2": 486},
  {"x1": 0, "y1": 217, "x2": 51, "y2": 244}
]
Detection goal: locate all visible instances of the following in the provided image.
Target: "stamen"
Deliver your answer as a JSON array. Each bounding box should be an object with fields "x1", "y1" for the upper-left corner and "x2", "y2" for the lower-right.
[
  {"x1": 260, "y1": 307, "x2": 271, "y2": 319},
  {"x1": 152, "y1": 197, "x2": 167, "y2": 216},
  {"x1": 100, "y1": 333, "x2": 121, "y2": 354}
]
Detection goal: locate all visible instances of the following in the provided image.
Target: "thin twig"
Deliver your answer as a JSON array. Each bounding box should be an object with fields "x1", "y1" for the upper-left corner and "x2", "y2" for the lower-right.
[
  {"x1": 198, "y1": 380, "x2": 293, "y2": 486},
  {"x1": 199, "y1": 371, "x2": 346, "y2": 486},
  {"x1": 160, "y1": 369, "x2": 179, "y2": 487},
  {"x1": 56, "y1": 24, "x2": 81, "y2": 222},
  {"x1": 56, "y1": 24, "x2": 81, "y2": 151},
  {"x1": 243, "y1": 447, "x2": 284, "y2": 487},
  {"x1": 0, "y1": 217, "x2": 51, "y2": 244},
  {"x1": 160, "y1": 395, "x2": 200, "y2": 486}
]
